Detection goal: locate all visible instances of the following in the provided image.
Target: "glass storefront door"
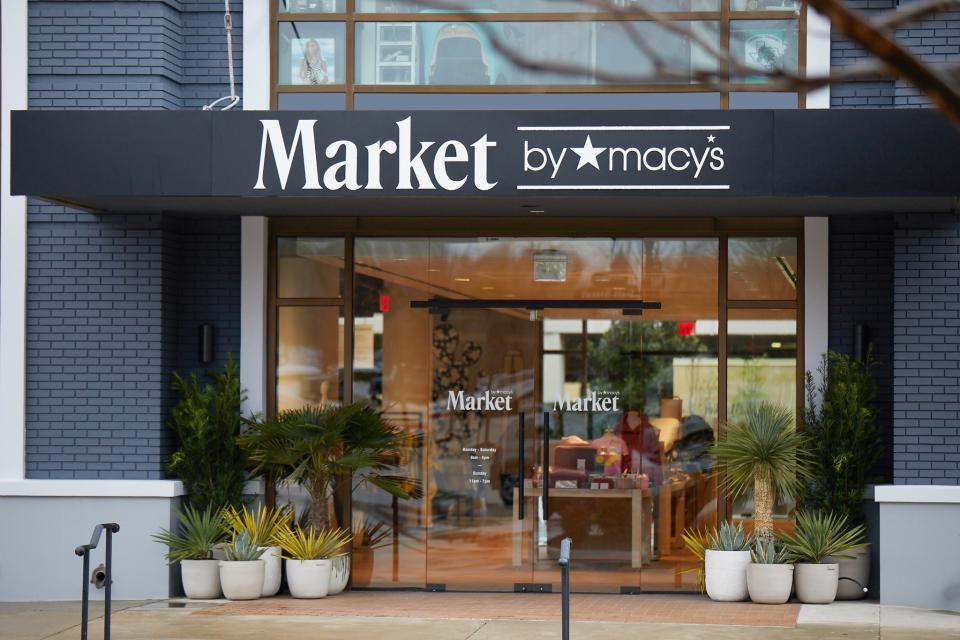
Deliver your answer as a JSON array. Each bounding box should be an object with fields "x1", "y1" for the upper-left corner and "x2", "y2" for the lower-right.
[{"x1": 349, "y1": 237, "x2": 720, "y2": 592}]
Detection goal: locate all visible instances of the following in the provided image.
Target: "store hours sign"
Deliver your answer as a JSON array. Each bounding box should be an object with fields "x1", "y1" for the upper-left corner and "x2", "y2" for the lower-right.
[{"x1": 244, "y1": 111, "x2": 773, "y2": 196}]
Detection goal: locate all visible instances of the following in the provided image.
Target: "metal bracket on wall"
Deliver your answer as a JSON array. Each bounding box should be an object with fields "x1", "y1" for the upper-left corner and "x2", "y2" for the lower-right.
[{"x1": 514, "y1": 583, "x2": 553, "y2": 593}]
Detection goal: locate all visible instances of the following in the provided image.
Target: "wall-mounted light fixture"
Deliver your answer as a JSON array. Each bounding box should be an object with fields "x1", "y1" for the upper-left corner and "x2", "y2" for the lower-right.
[{"x1": 198, "y1": 324, "x2": 215, "y2": 364}]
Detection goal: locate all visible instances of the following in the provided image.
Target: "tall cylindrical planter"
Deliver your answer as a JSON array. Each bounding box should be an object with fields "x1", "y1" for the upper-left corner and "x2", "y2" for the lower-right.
[
  {"x1": 746, "y1": 563, "x2": 794, "y2": 604},
  {"x1": 352, "y1": 547, "x2": 374, "y2": 588},
  {"x1": 286, "y1": 559, "x2": 333, "y2": 599},
  {"x1": 705, "y1": 549, "x2": 751, "y2": 601},
  {"x1": 219, "y1": 560, "x2": 265, "y2": 601},
  {"x1": 328, "y1": 554, "x2": 350, "y2": 595},
  {"x1": 795, "y1": 563, "x2": 839, "y2": 604},
  {"x1": 829, "y1": 544, "x2": 870, "y2": 600},
  {"x1": 180, "y1": 559, "x2": 222, "y2": 599},
  {"x1": 258, "y1": 546, "x2": 283, "y2": 597}
]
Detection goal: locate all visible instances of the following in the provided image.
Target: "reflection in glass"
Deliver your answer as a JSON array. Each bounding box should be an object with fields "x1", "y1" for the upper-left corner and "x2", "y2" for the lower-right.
[
  {"x1": 728, "y1": 237, "x2": 798, "y2": 300},
  {"x1": 277, "y1": 22, "x2": 347, "y2": 85},
  {"x1": 357, "y1": 0, "x2": 719, "y2": 10},
  {"x1": 729, "y1": 20, "x2": 800, "y2": 81},
  {"x1": 277, "y1": 306, "x2": 344, "y2": 411},
  {"x1": 355, "y1": 21, "x2": 719, "y2": 85},
  {"x1": 277, "y1": 237, "x2": 345, "y2": 298},
  {"x1": 279, "y1": 0, "x2": 345, "y2": 12},
  {"x1": 727, "y1": 307, "x2": 797, "y2": 422}
]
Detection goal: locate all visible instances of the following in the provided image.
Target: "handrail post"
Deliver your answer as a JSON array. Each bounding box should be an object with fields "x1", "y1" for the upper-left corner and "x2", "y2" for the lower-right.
[
  {"x1": 80, "y1": 550, "x2": 90, "y2": 640},
  {"x1": 104, "y1": 528, "x2": 113, "y2": 640},
  {"x1": 559, "y1": 537, "x2": 572, "y2": 640},
  {"x1": 74, "y1": 523, "x2": 119, "y2": 640}
]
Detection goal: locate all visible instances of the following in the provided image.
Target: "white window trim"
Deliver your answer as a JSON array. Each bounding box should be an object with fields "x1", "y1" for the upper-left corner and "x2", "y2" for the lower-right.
[
  {"x1": 806, "y1": 5, "x2": 832, "y2": 109},
  {"x1": 243, "y1": 0, "x2": 271, "y2": 110},
  {"x1": 805, "y1": 217, "x2": 829, "y2": 392}
]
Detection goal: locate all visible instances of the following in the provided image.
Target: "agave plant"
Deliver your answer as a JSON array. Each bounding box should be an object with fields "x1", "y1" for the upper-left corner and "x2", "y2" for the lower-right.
[
  {"x1": 223, "y1": 504, "x2": 292, "y2": 548},
  {"x1": 712, "y1": 402, "x2": 813, "y2": 543},
  {"x1": 239, "y1": 402, "x2": 422, "y2": 532},
  {"x1": 152, "y1": 504, "x2": 228, "y2": 564},
  {"x1": 751, "y1": 538, "x2": 793, "y2": 564},
  {"x1": 707, "y1": 521, "x2": 753, "y2": 551},
  {"x1": 275, "y1": 525, "x2": 352, "y2": 561},
  {"x1": 778, "y1": 510, "x2": 867, "y2": 564},
  {"x1": 223, "y1": 531, "x2": 264, "y2": 562}
]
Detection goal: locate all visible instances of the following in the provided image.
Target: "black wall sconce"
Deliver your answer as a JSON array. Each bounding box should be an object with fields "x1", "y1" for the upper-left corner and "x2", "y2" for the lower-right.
[
  {"x1": 198, "y1": 324, "x2": 215, "y2": 365},
  {"x1": 853, "y1": 323, "x2": 870, "y2": 361}
]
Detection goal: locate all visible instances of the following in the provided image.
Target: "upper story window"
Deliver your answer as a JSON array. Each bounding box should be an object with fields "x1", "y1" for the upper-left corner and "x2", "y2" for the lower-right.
[{"x1": 271, "y1": 0, "x2": 806, "y2": 109}]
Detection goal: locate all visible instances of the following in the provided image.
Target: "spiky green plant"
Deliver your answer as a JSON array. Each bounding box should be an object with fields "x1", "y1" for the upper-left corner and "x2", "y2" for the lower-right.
[
  {"x1": 680, "y1": 527, "x2": 711, "y2": 593},
  {"x1": 352, "y1": 514, "x2": 391, "y2": 551},
  {"x1": 275, "y1": 525, "x2": 352, "y2": 561},
  {"x1": 238, "y1": 402, "x2": 421, "y2": 532},
  {"x1": 223, "y1": 504, "x2": 292, "y2": 548},
  {"x1": 751, "y1": 538, "x2": 793, "y2": 564},
  {"x1": 707, "y1": 521, "x2": 753, "y2": 551},
  {"x1": 712, "y1": 402, "x2": 813, "y2": 543},
  {"x1": 152, "y1": 504, "x2": 227, "y2": 564},
  {"x1": 778, "y1": 510, "x2": 867, "y2": 564},
  {"x1": 223, "y1": 531, "x2": 264, "y2": 562}
]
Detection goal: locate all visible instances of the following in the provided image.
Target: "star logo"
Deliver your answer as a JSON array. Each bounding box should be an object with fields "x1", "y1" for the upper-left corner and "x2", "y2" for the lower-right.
[
  {"x1": 707, "y1": 135, "x2": 716, "y2": 143},
  {"x1": 570, "y1": 135, "x2": 606, "y2": 170}
]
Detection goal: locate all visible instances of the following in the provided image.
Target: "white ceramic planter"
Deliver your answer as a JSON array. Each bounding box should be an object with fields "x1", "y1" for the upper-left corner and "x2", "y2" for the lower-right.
[
  {"x1": 218, "y1": 560, "x2": 265, "y2": 601},
  {"x1": 795, "y1": 562, "x2": 839, "y2": 604},
  {"x1": 180, "y1": 559, "x2": 222, "y2": 599},
  {"x1": 705, "y1": 549, "x2": 751, "y2": 601},
  {"x1": 258, "y1": 546, "x2": 283, "y2": 597},
  {"x1": 328, "y1": 555, "x2": 350, "y2": 596},
  {"x1": 286, "y1": 559, "x2": 333, "y2": 599},
  {"x1": 747, "y1": 563, "x2": 795, "y2": 604},
  {"x1": 829, "y1": 544, "x2": 870, "y2": 600}
]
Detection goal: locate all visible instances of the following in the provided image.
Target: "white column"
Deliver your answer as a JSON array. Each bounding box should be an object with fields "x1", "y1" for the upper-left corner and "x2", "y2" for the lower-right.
[
  {"x1": 240, "y1": 217, "x2": 268, "y2": 416},
  {"x1": 242, "y1": 0, "x2": 271, "y2": 110},
  {"x1": 0, "y1": 0, "x2": 29, "y2": 481},
  {"x1": 806, "y1": 6, "x2": 832, "y2": 109},
  {"x1": 804, "y1": 217, "x2": 829, "y2": 387}
]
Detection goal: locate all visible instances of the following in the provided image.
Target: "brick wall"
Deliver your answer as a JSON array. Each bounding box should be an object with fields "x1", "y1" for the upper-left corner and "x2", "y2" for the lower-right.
[
  {"x1": 828, "y1": 217, "x2": 895, "y2": 480},
  {"x1": 25, "y1": 0, "x2": 243, "y2": 479}
]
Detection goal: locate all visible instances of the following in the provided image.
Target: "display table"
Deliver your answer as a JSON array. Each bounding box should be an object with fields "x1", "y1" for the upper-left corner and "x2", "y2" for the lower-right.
[{"x1": 512, "y1": 486, "x2": 654, "y2": 568}]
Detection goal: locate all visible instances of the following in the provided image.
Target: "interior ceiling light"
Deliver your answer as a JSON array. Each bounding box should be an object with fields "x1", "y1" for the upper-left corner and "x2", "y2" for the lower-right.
[
  {"x1": 534, "y1": 250, "x2": 567, "y2": 282},
  {"x1": 455, "y1": 277, "x2": 471, "y2": 282},
  {"x1": 771, "y1": 341, "x2": 783, "y2": 349}
]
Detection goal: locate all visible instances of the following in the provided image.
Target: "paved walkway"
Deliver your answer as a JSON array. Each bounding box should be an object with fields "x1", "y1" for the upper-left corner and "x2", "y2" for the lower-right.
[{"x1": 1, "y1": 595, "x2": 958, "y2": 640}]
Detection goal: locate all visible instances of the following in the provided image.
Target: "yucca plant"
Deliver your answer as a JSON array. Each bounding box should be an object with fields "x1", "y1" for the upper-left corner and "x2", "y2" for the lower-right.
[
  {"x1": 751, "y1": 538, "x2": 793, "y2": 564},
  {"x1": 778, "y1": 510, "x2": 867, "y2": 564},
  {"x1": 152, "y1": 504, "x2": 228, "y2": 564},
  {"x1": 708, "y1": 520, "x2": 753, "y2": 551},
  {"x1": 223, "y1": 504, "x2": 292, "y2": 548},
  {"x1": 680, "y1": 527, "x2": 711, "y2": 593},
  {"x1": 223, "y1": 531, "x2": 264, "y2": 562},
  {"x1": 712, "y1": 402, "x2": 813, "y2": 543},
  {"x1": 275, "y1": 525, "x2": 352, "y2": 561}
]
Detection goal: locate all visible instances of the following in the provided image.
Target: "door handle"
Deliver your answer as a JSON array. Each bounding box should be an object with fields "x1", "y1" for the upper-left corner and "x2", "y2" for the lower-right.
[
  {"x1": 518, "y1": 412, "x2": 525, "y2": 521},
  {"x1": 542, "y1": 411, "x2": 550, "y2": 518}
]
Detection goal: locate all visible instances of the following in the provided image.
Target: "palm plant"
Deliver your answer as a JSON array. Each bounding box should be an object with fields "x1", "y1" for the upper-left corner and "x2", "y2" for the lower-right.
[
  {"x1": 223, "y1": 531, "x2": 264, "y2": 562},
  {"x1": 223, "y1": 504, "x2": 292, "y2": 548},
  {"x1": 778, "y1": 510, "x2": 867, "y2": 564},
  {"x1": 712, "y1": 402, "x2": 813, "y2": 543},
  {"x1": 152, "y1": 504, "x2": 228, "y2": 564},
  {"x1": 275, "y1": 525, "x2": 352, "y2": 561},
  {"x1": 238, "y1": 402, "x2": 421, "y2": 532}
]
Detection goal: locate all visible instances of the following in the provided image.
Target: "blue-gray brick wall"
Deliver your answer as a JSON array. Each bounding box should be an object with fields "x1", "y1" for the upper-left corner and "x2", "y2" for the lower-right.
[
  {"x1": 828, "y1": 217, "x2": 895, "y2": 480},
  {"x1": 25, "y1": 0, "x2": 243, "y2": 479},
  {"x1": 892, "y1": 214, "x2": 960, "y2": 485}
]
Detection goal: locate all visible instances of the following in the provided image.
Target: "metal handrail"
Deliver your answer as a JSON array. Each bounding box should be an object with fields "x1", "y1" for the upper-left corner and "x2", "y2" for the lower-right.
[
  {"x1": 75, "y1": 523, "x2": 120, "y2": 640},
  {"x1": 559, "y1": 537, "x2": 572, "y2": 640}
]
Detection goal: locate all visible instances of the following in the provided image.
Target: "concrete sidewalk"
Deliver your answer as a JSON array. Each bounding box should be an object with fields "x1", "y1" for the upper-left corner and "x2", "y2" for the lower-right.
[{"x1": 1, "y1": 599, "x2": 958, "y2": 640}]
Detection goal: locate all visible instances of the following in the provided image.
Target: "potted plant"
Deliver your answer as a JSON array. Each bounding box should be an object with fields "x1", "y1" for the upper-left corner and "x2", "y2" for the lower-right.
[
  {"x1": 704, "y1": 521, "x2": 753, "y2": 601},
  {"x1": 218, "y1": 531, "x2": 266, "y2": 601},
  {"x1": 152, "y1": 504, "x2": 227, "y2": 599},
  {"x1": 275, "y1": 525, "x2": 351, "y2": 599},
  {"x1": 747, "y1": 539, "x2": 795, "y2": 604},
  {"x1": 680, "y1": 527, "x2": 711, "y2": 593},
  {"x1": 712, "y1": 402, "x2": 812, "y2": 544},
  {"x1": 350, "y1": 516, "x2": 392, "y2": 589},
  {"x1": 803, "y1": 351, "x2": 882, "y2": 599},
  {"x1": 779, "y1": 510, "x2": 867, "y2": 604},
  {"x1": 223, "y1": 504, "x2": 291, "y2": 597}
]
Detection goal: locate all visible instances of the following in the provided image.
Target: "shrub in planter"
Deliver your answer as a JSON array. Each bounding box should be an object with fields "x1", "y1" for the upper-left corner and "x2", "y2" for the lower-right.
[
  {"x1": 152, "y1": 505, "x2": 227, "y2": 599},
  {"x1": 219, "y1": 532, "x2": 266, "y2": 601},
  {"x1": 704, "y1": 522, "x2": 754, "y2": 602},
  {"x1": 224, "y1": 504, "x2": 292, "y2": 597},
  {"x1": 747, "y1": 539, "x2": 795, "y2": 604},
  {"x1": 803, "y1": 351, "x2": 882, "y2": 599},
  {"x1": 779, "y1": 511, "x2": 867, "y2": 604},
  {"x1": 276, "y1": 525, "x2": 351, "y2": 599}
]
